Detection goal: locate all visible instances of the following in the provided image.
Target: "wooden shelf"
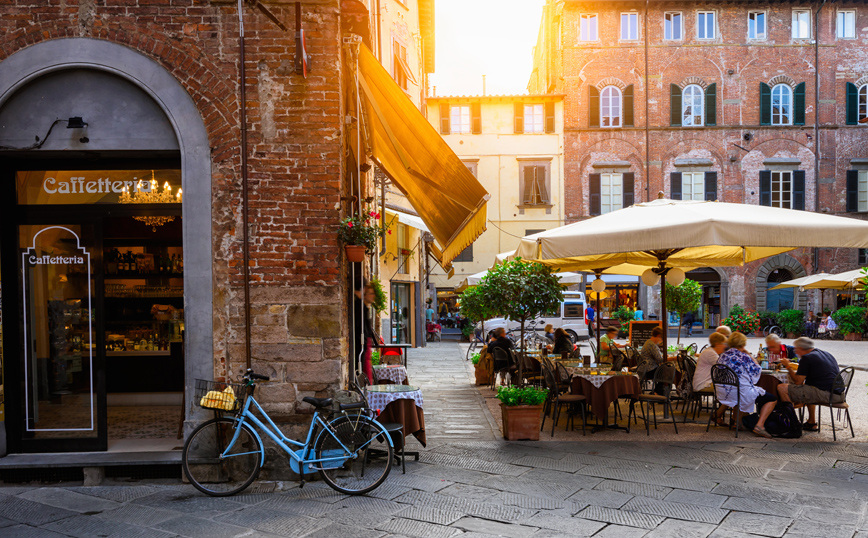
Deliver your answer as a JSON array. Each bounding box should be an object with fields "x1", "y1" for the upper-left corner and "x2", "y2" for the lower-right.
[
  {"x1": 107, "y1": 350, "x2": 171, "y2": 357},
  {"x1": 104, "y1": 273, "x2": 183, "y2": 279}
]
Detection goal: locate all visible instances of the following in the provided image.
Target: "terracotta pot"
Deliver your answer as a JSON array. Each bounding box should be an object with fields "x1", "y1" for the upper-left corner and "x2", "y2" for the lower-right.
[
  {"x1": 754, "y1": 330, "x2": 764, "y2": 338},
  {"x1": 500, "y1": 403, "x2": 543, "y2": 441},
  {"x1": 845, "y1": 333, "x2": 862, "y2": 341},
  {"x1": 344, "y1": 244, "x2": 366, "y2": 263}
]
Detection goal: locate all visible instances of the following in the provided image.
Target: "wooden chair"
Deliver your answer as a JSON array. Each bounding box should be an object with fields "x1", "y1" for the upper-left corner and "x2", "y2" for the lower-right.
[
  {"x1": 707, "y1": 364, "x2": 741, "y2": 438},
  {"x1": 628, "y1": 362, "x2": 679, "y2": 436}
]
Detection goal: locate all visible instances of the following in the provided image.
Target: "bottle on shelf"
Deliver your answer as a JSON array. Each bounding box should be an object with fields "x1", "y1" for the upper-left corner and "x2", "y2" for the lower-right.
[
  {"x1": 129, "y1": 251, "x2": 137, "y2": 273},
  {"x1": 170, "y1": 253, "x2": 177, "y2": 273},
  {"x1": 179, "y1": 253, "x2": 184, "y2": 273}
]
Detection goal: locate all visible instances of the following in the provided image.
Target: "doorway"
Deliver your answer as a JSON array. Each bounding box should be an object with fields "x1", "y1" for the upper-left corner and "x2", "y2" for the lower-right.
[{"x1": 766, "y1": 268, "x2": 795, "y2": 312}]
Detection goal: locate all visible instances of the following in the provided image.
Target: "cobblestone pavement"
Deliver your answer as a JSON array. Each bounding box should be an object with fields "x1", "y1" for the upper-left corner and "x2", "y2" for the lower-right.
[{"x1": 3, "y1": 341, "x2": 868, "y2": 537}]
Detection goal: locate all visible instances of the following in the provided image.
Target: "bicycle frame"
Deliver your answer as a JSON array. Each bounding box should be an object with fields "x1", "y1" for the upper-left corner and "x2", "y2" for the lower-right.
[{"x1": 220, "y1": 391, "x2": 392, "y2": 471}]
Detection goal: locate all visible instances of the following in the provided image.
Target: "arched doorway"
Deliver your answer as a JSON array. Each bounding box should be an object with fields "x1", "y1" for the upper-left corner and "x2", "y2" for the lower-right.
[
  {"x1": 766, "y1": 268, "x2": 796, "y2": 312},
  {"x1": 685, "y1": 268, "x2": 729, "y2": 331}
]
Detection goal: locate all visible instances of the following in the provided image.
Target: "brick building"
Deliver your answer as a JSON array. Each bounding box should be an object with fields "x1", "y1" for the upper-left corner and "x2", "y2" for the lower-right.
[
  {"x1": 529, "y1": 0, "x2": 868, "y2": 327},
  {"x1": 0, "y1": 0, "x2": 484, "y2": 467}
]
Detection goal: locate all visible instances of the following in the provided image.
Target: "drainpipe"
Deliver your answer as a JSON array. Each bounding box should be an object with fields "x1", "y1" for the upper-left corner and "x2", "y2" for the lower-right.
[
  {"x1": 237, "y1": 0, "x2": 252, "y2": 370},
  {"x1": 813, "y1": 0, "x2": 825, "y2": 291},
  {"x1": 644, "y1": 0, "x2": 650, "y2": 202},
  {"x1": 376, "y1": 0, "x2": 382, "y2": 61}
]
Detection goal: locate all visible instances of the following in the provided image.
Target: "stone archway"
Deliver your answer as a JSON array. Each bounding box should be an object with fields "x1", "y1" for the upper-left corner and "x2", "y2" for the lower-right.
[
  {"x1": 0, "y1": 38, "x2": 214, "y2": 439},
  {"x1": 756, "y1": 254, "x2": 807, "y2": 312}
]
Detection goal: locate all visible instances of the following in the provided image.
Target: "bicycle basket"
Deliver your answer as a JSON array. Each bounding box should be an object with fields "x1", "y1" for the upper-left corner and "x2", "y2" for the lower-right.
[{"x1": 194, "y1": 379, "x2": 246, "y2": 412}]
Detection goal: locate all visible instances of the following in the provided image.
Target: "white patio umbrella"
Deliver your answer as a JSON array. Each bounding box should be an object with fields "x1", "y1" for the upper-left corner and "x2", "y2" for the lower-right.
[
  {"x1": 769, "y1": 273, "x2": 834, "y2": 312},
  {"x1": 770, "y1": 269, "x2": 867, "y2": 311},
  {"x1": 513, "y1": 195, "x2": 868, "y2": 350}
]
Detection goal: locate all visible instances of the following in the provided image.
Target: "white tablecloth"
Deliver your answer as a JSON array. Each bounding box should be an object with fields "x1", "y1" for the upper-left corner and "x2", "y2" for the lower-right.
[
  {"x1": 571, "y1": 373, "x2": 637, "y2": 388},
  {"x1": 373, "y1": 365, "x2": 408, "y2": 384},
  {"x1": 366, "y1": 386, "x2": 423, "y2": 412}
]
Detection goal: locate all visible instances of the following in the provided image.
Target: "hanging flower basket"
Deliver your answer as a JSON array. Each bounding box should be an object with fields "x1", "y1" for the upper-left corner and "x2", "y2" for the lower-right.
[
  {"x1": 345, "y1": 244, "x2": 366, "y2": 262},
  {"x1": 337, "y1": 208, "x2": 390, "y2": 259}
]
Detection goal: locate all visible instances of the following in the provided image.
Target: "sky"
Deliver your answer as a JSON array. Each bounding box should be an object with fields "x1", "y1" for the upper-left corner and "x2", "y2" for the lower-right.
[{"x1": 428, "y1": 0, "x2": 547, "y2": 97}]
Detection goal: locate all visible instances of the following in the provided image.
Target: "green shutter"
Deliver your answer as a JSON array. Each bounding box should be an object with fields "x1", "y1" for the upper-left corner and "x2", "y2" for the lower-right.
[
  {"x1": 589, "y1": 86, "x2": 600, "y2": 128},
  {"x1": 623, "y1": 85, "x2": 634, "y2": 126},
  {"x1": 705, "y1": 83, "x2": 716, "y2": 126},
  {"x1": 793, "y1": 170, "x2": 806, "y2": 210},
  {"x1": 847, "y1": 82, "x2": 859, "y2": 125},
  {"x1": 670, "y1": 172, "x2": 682, "y2": 200},
  {"x1": 759, "y1": 170, "x2": 772, "y2": 206},
  {"x1": 760, "y1": 83, "x2": 771, "y2": 126},
  {"x1": 847, "y1": 170, "x2": 859, "y2": 212},
  {"x1": 670, "y1": 84, "x2": 682, "y2": 126},
  {"x1": 544, "y1": 101, "x2": 556, "y2": 133},
  {"x1": 794, "y1": 82, "x2": 806, "y2": 126}
]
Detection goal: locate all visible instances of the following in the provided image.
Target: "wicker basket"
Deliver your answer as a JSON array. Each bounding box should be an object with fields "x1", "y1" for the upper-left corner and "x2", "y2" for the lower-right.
[{"x1": 194, "y1": 379, "x2": 246, "y2": 412}]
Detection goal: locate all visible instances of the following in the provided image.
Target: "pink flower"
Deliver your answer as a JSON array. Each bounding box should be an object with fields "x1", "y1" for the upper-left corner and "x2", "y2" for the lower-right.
[
  {"x1": 387, "y1": 229, "x2": 392, "y2": 235},
  {"x1": 375, "y1": 212, "x2": 381, "y2": 219},
  {"x1": 347, "y1": 222, "x2": 353, "y2": 228}
]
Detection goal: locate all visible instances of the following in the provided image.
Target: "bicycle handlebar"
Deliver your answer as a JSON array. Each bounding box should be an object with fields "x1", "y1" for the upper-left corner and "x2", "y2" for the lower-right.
[{"x1": 245, "y1": 369, "x2": 270, "y2": 381}]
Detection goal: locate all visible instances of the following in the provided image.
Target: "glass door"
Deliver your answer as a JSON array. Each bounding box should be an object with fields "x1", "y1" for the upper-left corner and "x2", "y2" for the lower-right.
[
  {"x1": 390, "y1": 283, "x2": 411, "y2": 344},
  {"x1": 18, "y1": 223, "x2": 104, "y2": 450}
]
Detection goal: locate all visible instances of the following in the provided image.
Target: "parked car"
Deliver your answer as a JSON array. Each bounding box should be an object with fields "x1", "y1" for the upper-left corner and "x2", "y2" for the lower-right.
[{"x1": 477, "y1": 292, "x2": 588, "y2": 343}]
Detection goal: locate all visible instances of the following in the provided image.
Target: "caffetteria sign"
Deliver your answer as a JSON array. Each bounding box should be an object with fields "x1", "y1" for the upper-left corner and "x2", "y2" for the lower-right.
[
  {"x1": 16, "y1": 169, "x2": 181, "y2": 205},
  {"x1": 27, "y1": 254, "x2": 86, "y2": 265}
]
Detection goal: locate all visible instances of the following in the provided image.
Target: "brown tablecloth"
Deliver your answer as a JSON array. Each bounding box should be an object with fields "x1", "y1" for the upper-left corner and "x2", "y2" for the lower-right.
[
  {"x1": 757, "y1": 372, "x2": 791, "y2": 395},
  {"x1": 378, "y1": 399, "x2": 426, "y2": 447},
  {"x1": 571, "y1": 375, "x2": 641, "y2": 419}
]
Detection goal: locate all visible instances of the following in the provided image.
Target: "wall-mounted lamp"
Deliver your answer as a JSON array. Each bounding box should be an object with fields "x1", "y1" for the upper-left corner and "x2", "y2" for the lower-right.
[{"x1": 66, "y1": 117, "x2": 88, "y2": 129}]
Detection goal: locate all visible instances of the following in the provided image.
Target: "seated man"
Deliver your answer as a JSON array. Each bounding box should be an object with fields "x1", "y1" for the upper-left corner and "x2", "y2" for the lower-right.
[
  {"x1": 764, "y1": 334, "x2": 795, "y2": 365},
  {"x1": 487, "y1": 327, "x2": 514, "y2": 355},
  {"x1": 775, "y1": 337, "x2": 843, "y2": 432}
]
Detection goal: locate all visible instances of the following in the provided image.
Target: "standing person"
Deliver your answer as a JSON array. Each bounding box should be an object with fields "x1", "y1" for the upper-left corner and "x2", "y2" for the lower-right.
[
  {"x1": 774, "y1": 337, "x2": 844, "y2": 432},
  {"x1": 682, "y1": 311, "x2": 695, "y2": 337},
  {"x1": 633, "y1": 308, "x2": 644, "y2": 321},
  {"x1": 353, "y1": 283, "x2": 378, "y2": 385},
  {"x1": 425, "y1": 302, "x2": 435, "y2": 323},
  {"x1": 586, "y1": 304, "x2": 595, "y2": 338},
  {"x1": 805, "y1": 311, "x2": 817, "y2": 338}
]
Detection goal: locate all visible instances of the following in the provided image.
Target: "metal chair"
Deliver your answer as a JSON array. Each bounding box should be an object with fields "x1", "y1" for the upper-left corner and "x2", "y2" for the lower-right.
[
  {"x1": 816, "y1": 367, "x2": 855, "y2": 441},
  {"x1": 492, "y1": 347, "x2": 516, "y2": 387},
  {"x1": 610, "y1": 345, "x2": 626, "y2": 372},
  {"x1": 541, "y1": 363, "x2": 586, "y2": 437},
  {"x1": 518, "y1": 350, "x2": 544, "y2": 387},
  {"x1": 628, "y1": 362, "x2": 679, "y2": 436},
  {"x1": 587, "y1": 339, "x2": 598, "y2": 362},
  {"x1": 686, "y1": 343, "x2": 698, "y2": 356},
  {"x1": 707, "y1": 364, "x2": 741, "y2": 438}
]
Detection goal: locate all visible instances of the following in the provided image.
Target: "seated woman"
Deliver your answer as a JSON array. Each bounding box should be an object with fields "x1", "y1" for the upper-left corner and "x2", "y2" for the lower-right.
[
  {"x1": 713, "y1": 332, "x2": 775, "y2": 434},
  {"x1": 693, "y1": 331, "x2": 727, "y2": 392},
  {"x1": 599, "y1": 326, "x2": 626, "y2": 365},
  {"x1": 543, "y1": 324, "x2": 555, "y2": 342},
  {"x1": 764, "y1": 334, "x2": 796, "y2": 365},
  {"x1": 550, "y1": 328, "x2": 574, "y2": 357}
]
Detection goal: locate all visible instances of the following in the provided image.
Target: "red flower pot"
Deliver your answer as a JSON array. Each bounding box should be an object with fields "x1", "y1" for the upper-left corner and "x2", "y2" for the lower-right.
[{"x1": 345, "y1": 245, "x2": 366, "y2": 263}]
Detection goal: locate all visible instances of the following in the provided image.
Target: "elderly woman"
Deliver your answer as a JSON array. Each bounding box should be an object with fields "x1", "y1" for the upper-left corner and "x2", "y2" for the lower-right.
[
  {"x1": 713, "y1": 332, "x2": 772, "y2": 435},
  {"x1": 764, "y1": 334, "x2": 796, "y2": 366},
  {"x1": 693, "y1": 331, "x2": 727, "y2": 392}
]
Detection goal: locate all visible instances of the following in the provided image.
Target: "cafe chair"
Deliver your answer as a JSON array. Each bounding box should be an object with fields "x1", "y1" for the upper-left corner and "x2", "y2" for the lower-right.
[
  {"x1": 588, "y1": 339, "x2": 598, "y2": 362},
  {"x1": 519, "y1": 351, "x2": 544, "y2": 387},
  {"x1": 628, "y1": 362, "x2": 678, "y2": 436},
  {"x1": 492, "y1": 347, "x2": 517, "y2": 387},
  {"x1": 816, "y1": 367, "x2": 855, "y2": 441},
  {"x1": 352, "y1": 373, "x2": 411, "y2": 473},
  {"x1": 707, "y1": 364, "x2": 741, "y2": 438},
  {"x1": 541, "y1": 364, "x2": 586, "y2": 437}
]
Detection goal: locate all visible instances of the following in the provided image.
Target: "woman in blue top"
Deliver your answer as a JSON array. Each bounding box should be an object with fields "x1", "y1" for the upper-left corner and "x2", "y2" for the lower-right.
[{"x1": 713, "y1": 332, "x2": 767, "y2": 426}]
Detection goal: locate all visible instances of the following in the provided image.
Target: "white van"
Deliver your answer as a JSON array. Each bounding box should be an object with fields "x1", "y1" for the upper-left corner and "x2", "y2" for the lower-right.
[{"x1": 478, "y1": 292, "x2": 589, "y2": 343}]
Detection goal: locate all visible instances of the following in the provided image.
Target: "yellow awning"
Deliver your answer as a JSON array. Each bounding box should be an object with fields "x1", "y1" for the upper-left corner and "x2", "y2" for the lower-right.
[{"x1": 354, "y1": 44, "x2": 489, "y2": 266}]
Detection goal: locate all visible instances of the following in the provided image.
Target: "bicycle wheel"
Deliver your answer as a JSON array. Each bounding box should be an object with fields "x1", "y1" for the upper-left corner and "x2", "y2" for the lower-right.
[
  {"x1": 316, "y1": 415, "x2": 392, "y2": 495},
  {"x1": 183, "y1": 417, "x2": 262, "y2": 497},
  {"x1": 466, "y1": 339, "x2": 479, "y2": 361},
  {"x1": 769, "y1": 326, "x2": 783, "y2": 337}
]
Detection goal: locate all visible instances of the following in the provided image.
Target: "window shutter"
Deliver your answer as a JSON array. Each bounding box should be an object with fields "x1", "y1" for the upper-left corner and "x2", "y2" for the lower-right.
[
  {"x1": 760, "y1": 83, "x2": 771, "y2": 126},
  {"x1": 470, "y1": 103, "x2": 481, "y2": 134},
  {"x1": 514, "y1": 102, "x2": 524, "y2": 133},
  {"x1": 670, "y1": 172, "x2": 683, "y2": 200},
  {"x1": 759, "y1": 170, "x2": 772, "y2": 206},
  {"x1": 846, "y1": 82, "x2": 859, "y2": 125},
  {"x1": 623, "y1": 85, "x2": 634, "y2": 126},
  {"x1": 522, "y1": 166, "x2": 535, "y2": 204},
  {"x1": 439, "y1": 104, "x2": 450, "y2": 134},
  {"x1": 670, "y1": 84, "x2": 682, "y2": 126},
  {"x1": 536, "y1": 166, "x2": 550, "y2": 203},
  {"x1": 589, "y1": 86, "x2": 600, "y2": 128},
  {"x1": 705, "y1": 83, "x2": 717, "y2": 126},
  {"x1": 589, "y1": 173, "x2": 601, "y2": 215},
  {"x1": 544, "y1": 102, "x2": 555, "y2": 133},
  {"x1": 704, "y1": 171, "x2": 718, "y2": 201},
  {"x1": 794, "y1": 82, "x2": 806, "y2": 126},
  {"x1": 846, "y1": 170, "x2": 859, "y2": 212},
  {"x1": 622, "y1": 172, "x2": 635, "y2": 207},
  {"x1": 793, "y1": 170, "x2": 806, "y2": 210}
]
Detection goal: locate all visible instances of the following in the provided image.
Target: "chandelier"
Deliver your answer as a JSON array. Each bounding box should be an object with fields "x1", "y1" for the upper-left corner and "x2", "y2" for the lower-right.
[{"x1": 119, "y1": 171, "x2": 183, "y2": 231}]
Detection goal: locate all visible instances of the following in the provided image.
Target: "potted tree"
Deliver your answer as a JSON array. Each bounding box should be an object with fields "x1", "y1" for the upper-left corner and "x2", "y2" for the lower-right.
[
  {"x1": 497, "y1": 385, "x2": 548, "y2": 440},
  {"x1": 337, "y1": 208, "x2": 388, "y2": 262},
  {"x1": 662, "y1": 279, "x2": 702, "y2": 343},
  {"x1": 478, "y1": 258, "x2": 563, "y2": 383},
  {"x1": 832, "y1": 306, "x2": 867, "y2": 341},
  {"x1": 459, "y1": 285, "x2": 497, "y2": 384},
  {"x1": 777, "y1": 309, "x2": 805, "y2": 338}
]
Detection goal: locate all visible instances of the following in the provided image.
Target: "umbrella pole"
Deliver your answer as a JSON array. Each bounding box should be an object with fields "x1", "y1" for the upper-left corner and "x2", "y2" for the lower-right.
[
  {"x1": 661, "y1": 274, "x2": 668, "y2": 353},
  {"x1": 596, "y1": 292, "x2": 601, "y2": 363}
]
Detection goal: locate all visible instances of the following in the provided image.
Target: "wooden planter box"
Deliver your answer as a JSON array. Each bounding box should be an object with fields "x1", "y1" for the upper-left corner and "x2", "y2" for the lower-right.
[
  {"x1": 787, "y1": 332, "x2": 798, "y2": 339},
  {"x1": 500, "y1": 403, "x2": 543, "y2": 441},
  {"x1": 844, "y1": 333, "x2": 862, "y2": 341}
]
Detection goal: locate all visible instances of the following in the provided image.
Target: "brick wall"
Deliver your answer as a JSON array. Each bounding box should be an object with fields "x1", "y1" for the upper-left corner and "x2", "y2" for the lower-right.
[
  {"x1": 532, "y1": 1, "x2": 868, "y2": 313},
  {"x1": 0, "y1": 0, "x2": 354, "y2": 421}
]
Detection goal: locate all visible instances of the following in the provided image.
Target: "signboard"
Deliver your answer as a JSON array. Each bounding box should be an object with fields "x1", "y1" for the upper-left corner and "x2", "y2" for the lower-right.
[
  {"x1": 17, "y1": 170, "x2": 181, "y2": 205},
  {"x1": 628, "y1": 320, "x2": 663, "y2": 348}
]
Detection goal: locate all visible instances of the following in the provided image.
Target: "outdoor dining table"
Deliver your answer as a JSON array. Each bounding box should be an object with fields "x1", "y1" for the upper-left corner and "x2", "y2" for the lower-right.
[
  {"x1": 372, "y1": 364, "x2": 409, "y2": 385},
  {"x1": 757, "y1": 370, "x2": 791, "y2": 394},
  {"x1": 367, "y1": 384, "x2": 426, "y2": 447},
  {"x1": 562, "y1": 363, "x2": 641, "y2": 431}
]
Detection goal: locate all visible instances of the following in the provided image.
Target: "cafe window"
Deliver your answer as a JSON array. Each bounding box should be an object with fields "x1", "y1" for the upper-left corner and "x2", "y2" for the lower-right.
[
  {"x1": 759, "y1": 170, "x2": 805, "y2": 210},
  {"x1": 846, "y1": 170, "x2": 868, "y2": 212},
  {"x1": 598, "y1": 284, "x2": 639, "y2": 319}
]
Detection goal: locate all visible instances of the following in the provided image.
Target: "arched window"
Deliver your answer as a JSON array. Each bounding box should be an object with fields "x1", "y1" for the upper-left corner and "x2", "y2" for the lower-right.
[
  {"x1": 682, "y1": 84, "x2": 704, "y2": 126},
  {"x1": 859, "y1": 84, "x2": 868, "y2": 122},
  {"x1": 771, "y1": 84, "x2": 792, "y2": 125},
  {"x1": 601, "y1": 86, "x2": 622, "y2": 127}
]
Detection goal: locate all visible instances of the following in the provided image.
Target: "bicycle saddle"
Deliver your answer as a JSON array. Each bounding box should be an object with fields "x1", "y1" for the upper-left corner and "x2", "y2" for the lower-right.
[{"x1": 302, "y1": 396, "x2": 333, "y2": 408}]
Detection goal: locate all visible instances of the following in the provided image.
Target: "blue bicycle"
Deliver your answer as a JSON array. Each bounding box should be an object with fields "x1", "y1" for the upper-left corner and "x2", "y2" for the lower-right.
[{"x1": 182, "y1": 369, "x2": 393, "y2": 496}]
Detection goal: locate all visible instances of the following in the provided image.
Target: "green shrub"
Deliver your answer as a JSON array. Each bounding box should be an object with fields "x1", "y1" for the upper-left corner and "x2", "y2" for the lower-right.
[
  {"x1": 612, "y1": 305, "x2": 635, "y2": 331},
  {"x1": 461, "y1": 324, "x2": 475, "y2": 340},
  {"x1": 371, "y1": 350, "x2": 381, "y2": 366},
  {"x1": 496, "y1": 385, "x2": 549, "y2": 406},
  {"x1": 470, "y1": 352, "x2": 481, "y2": 365},
  {"x1": 756, "y1": 310, "x2": 779, "y2": 327},
  {"x1": 777, "y1": 309, "x2": 806, "y2": 335},
  {"x1": 831, "y1": 306, "x2": 867, "y2": 336}
]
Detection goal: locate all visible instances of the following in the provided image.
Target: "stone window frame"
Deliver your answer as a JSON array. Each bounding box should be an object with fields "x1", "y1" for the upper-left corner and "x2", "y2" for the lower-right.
[
  {"x1": 664, "y1": 11, "x2": 683, "y2": 41},
  {"x1": 771, "y1": 84, "x2": 794, "y2": 126},
  {"x1": 579, "y1": 13, "x2": 599, "y2": 42},
  {"x1": 517, "y1": 158, "x2": 554, "y2": 214},
  {"x1": 620, "y1": 11, "x2": 640, "y2": 42},
  {"x1": 792, "y1": 8, "x2": 812, "y2": 40},
  {"x1": 747, "y1": 10, "x2": 768, "y2": 41}
]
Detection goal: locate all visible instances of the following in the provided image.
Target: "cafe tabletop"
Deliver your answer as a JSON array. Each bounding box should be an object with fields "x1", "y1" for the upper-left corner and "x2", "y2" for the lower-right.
[
  {"x1": 372, "y1": 364, "x2": 408, "y2": 384},
  {"x1": 367, "y1": 384, "x2": 423, "y2": 411},
  {"x1": 368, "y1": 384, "x2": 427, "y2": 447}
]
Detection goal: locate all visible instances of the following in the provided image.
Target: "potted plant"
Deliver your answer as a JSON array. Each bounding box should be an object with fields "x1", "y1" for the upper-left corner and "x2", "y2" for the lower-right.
[
  {"x1": 612, "y1": 305, "x2": 635, "y2": 338},
  {"x1": 832, "y1": 306, "x2": 867, "y2": 341},
  {"x1": 497, "y1": 385, "x2": 548, "y2": 441},
  {"x1": 662, "y1": 279, "x2": 702, "y2": 343},
  {"x1": 777, "y1": 309, "x2": 805, "y2": 338},
  {"x1": 337, "y1": 208, "x2": 388, "y2": 262},
  {"x1": 722, "y1": 304, "x2": 761, "y2": 336},
  {"x1": 470, "y1": 352, "x2": 490, "y2": 385}
]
